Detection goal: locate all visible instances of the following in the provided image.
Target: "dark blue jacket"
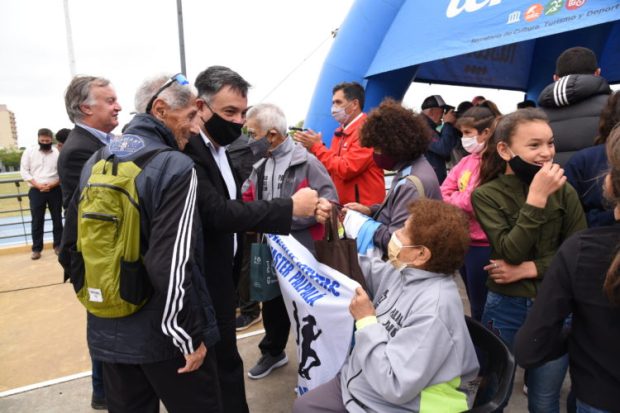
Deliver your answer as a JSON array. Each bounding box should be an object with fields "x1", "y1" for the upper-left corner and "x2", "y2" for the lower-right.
[
  {"x1": 424, "y1": 115, "x2": 460, "y2": 184},
  {"x1": 565, "y1": 144, "x2": 614, "y2": 227},
  {"x1": 65, "y1": 114, "x2": 219, "y2": 364}
]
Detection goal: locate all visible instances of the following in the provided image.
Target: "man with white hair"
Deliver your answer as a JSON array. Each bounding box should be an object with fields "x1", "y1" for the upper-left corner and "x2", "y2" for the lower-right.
[
  {"x1": 242, "y1": 103, "x2": 338, "y2": 380},
  {"x1": 58, "y1": 75, "x2": 122, "y2": 410},
  {"x1": 60, "y1": 74, "x2": 222, "y2": 411},
  {"x1": 59, "y1": 76, "x2": 122, "y2": 209}
]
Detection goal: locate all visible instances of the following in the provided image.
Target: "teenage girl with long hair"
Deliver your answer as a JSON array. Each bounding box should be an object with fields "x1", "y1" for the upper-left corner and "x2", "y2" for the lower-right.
[
  {"x1": 515, "y1": 125, "x2": 620, "y2": 413},
  {"x1": 472, "y1": 108, "x2": 586, "y2": 412}
]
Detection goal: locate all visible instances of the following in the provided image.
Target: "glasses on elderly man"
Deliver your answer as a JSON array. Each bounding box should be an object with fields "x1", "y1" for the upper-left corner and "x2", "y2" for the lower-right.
[{"x1": 145, "y1": 73, "x2": 190, "y2": 114}]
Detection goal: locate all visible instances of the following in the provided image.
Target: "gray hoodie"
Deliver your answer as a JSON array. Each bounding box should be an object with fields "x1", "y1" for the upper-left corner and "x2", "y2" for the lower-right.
[{"x1": 340, "y1": 256, "x2": 479, "y2": 412}]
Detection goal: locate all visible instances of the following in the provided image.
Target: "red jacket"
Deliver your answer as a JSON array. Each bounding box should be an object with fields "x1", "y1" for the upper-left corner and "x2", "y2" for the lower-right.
[{"x1": 310, "y1": 113, "x2": 384, "y2": 205}]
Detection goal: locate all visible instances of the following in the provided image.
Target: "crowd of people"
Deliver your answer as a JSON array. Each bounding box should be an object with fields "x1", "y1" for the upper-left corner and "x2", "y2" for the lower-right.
[{"x1": 17, "y1": 45, "x2": 618, "y2": 412}]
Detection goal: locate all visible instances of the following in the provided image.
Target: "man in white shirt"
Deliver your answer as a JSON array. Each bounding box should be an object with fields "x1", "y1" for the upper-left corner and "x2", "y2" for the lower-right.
[{"x1": 20, "y1": 128, "x2": 62, "y2": 259}]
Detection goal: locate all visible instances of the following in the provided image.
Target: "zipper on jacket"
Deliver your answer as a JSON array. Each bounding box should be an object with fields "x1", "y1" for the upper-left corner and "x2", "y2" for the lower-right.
[{"x1": 345, "y1": 369, "x2": 369, "y2": 410}]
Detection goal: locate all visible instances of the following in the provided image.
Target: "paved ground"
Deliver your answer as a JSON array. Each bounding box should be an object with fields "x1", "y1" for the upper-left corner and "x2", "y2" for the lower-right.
[{"x1": 0, "y1": 243, "x2": 568, "y2": 412}]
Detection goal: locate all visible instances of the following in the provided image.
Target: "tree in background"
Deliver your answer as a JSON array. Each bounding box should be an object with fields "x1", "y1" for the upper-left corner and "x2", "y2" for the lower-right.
[{"x1": 0, "y1": 148, "x2": 25, "y2": 171}]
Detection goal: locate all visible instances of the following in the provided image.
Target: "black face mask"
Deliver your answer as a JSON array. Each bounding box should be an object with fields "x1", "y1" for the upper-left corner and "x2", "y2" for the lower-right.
[
  {"x1": 203, "y1": 105, "x2": 243, "y2": 146},
  {"x1": 39, "y1": 142, "x2": 52, "y2": 151},
  {"x1": 248, "y1": 136, "x2": 271, "y2": 158},
  {"x1": 508, "y1": 155, "x2": 542, "y2": 185}
]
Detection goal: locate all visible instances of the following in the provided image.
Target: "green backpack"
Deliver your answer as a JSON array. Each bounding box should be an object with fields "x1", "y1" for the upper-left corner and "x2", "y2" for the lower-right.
[{"x1": 73, "y1": 148, "x2": 167, "y2": 318}]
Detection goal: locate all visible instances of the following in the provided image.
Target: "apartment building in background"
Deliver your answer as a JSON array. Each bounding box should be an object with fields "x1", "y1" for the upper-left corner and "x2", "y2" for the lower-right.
[{"x1": 0, "y1": 105, "x2": 18, "y2": 149}]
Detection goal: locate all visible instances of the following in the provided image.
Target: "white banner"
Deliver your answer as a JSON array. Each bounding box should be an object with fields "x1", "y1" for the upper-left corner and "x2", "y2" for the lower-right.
[{"x1": 267, "y1": 234, "x2": 359, "y2": 396}]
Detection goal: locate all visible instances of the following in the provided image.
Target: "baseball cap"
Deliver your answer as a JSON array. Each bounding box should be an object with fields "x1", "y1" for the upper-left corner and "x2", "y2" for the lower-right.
[
  {"x1": 454, "y1": 101, "x2": 474, "y2": 117},
  {"x1": 421, "y1": 95, "x2": 449, "y2": 110}
]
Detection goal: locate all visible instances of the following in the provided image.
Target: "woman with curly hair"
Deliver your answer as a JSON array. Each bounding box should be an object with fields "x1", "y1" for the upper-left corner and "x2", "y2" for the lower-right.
[
  {"x1": 294, "y1": 199, "x2": 479, "y2": 413},
  {"x1": 344, "y1": 98, "x2": 441, "y2": 256}
]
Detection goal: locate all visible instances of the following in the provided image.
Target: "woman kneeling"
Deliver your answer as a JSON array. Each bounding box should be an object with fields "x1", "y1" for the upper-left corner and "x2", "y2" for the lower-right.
[{"x1": 294, "y1": 199, "x2": 479, "y2": 413}]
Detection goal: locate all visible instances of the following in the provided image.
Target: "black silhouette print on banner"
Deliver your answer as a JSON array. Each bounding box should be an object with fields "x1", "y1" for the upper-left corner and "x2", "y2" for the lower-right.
[
  {"x1": 293, "y1": 301, "x2": 301, "y2": 345},
  {"x1": 298, "y1": 313, "x2": 322, "y2": 380}
]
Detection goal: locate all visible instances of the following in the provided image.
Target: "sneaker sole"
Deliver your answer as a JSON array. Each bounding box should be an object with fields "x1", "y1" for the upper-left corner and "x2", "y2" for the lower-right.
[
  {"x1": 247, "y1": 355, "x2": 288, "y2": 380},
  {"x1": 235, "y1": 316, "x2": 262, "y2": 332}
]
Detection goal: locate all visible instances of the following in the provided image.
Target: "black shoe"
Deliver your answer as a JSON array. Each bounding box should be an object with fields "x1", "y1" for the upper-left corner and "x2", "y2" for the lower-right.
[
  {"x1": 91, "y1": 395, "x2": 107, "y2": 410},
  {"x1": 248, "y1": 352, "x2": 288, "y2": 379},
  {"x1": 235, "y1": 313, "x2": 262, "y2": 331},
  {"x1": 31, "y1": 251, "x2": 41, "y2": 260}
]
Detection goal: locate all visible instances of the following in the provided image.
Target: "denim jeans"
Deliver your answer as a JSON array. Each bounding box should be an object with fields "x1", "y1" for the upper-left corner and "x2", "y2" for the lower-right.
[
  {"x1": 460, "y1": 245, "x2": 491, "y2": 321},
  {"x1": 482, "y1": 291, "x2": 568, "y2": 413},
  {"x1": 576, "y1": 399, "x2": 611, "y2": 413}
]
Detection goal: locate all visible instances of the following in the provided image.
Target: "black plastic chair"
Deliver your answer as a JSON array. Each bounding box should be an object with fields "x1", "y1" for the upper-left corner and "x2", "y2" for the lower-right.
[{"x1": 464, "y1": 316, "x2": 516, "y2": 413}]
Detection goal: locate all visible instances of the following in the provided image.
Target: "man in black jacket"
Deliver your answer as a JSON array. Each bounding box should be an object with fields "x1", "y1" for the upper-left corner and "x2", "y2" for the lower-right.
[
  {"x1": 58, "y1": 75, "x2": 122, "y2": 410},
  {"x1": 58, "y1": 76, "x2": 122, "y2": 209},
  {"x1": 537, "y1": 47, "x2": 612, "y2": 166},
  {"x1": 62, "y1": 74, "x2": 222, "y2": 412},
  {"x1": 184, "y1": 65, "x2": 322, "y2": 413}
]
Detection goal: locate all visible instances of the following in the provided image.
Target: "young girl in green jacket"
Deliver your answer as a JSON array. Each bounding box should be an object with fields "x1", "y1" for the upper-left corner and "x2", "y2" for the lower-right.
[{"x1": 472, "y1": 108, "x2": 586, "y2": 412}]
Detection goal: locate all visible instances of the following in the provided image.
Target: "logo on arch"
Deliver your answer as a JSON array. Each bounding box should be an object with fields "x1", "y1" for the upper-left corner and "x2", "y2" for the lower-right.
[
  {"x1": 566, "y1": 0, "x2": 585, "y2": 10},
  {"x1": 524, "y1": 4, "x2": 544, "y2": 21}
]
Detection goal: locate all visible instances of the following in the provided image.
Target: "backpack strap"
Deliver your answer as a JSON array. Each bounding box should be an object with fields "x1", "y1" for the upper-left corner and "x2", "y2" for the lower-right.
[
  {"x1": 132, "y1": 148, "x2": 174, "y2": 169},
  {"x1": 100, "y1": 148, "x2": 172, "y2": 176},
  {"x1": 371, "y1": 174, "x2": 425, "y2": 219},
  {"x1": 405, "y1": 175, "x2": 425, "y2": 199}
]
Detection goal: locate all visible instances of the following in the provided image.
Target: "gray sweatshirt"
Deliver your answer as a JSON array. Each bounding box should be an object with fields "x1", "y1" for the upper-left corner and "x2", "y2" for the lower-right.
[
  {"x1": 340, "y1": 256, "x2": 479, "y2": 412},
  {"x1": 370, "y1": 156, "x2": 441, "y2": 254}
]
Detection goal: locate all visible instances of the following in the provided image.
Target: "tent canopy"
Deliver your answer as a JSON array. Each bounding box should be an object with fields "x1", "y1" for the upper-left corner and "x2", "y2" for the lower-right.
[{"x1": 305, "y1": 0, "x2": 620, "y2": 146}]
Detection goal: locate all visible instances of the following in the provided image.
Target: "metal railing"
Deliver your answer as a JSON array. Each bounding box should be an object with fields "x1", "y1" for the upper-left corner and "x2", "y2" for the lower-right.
[{"x1": 0, "y1": 176, "x2": 55, "y2": 246}]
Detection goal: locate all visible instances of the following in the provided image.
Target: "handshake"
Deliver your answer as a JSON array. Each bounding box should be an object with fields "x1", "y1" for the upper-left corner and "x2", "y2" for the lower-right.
[{"x1": 291, "y1": 187, "x2": 332, "y2": 224}]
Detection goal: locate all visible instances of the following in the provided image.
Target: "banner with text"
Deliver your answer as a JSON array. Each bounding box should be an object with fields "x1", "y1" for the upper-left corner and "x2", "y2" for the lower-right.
[{"x1": 266, "y1": 234, "x2": 359, "y2": 396}]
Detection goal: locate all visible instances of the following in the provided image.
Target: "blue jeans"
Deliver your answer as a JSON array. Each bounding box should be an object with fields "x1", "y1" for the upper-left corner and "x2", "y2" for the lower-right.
[
  {"x1": 482, "y1": 291, "x2": 568, "y2": 413},
  {"x1": 576, "y1": 399, "x2": 611, "y2": 413},
  {"x1": 460, "y1": 245, "x2": 491, "y2": 321}
]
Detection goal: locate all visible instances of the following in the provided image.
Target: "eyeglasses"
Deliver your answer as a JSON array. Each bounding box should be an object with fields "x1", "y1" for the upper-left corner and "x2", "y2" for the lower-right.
[{"x1": 145, "y1": 73, "x2": 189, "y2": 114}]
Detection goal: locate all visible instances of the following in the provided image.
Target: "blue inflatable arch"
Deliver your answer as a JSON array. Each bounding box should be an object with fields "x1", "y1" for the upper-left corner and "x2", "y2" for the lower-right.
[{"x1": 306, "y1": 0, "x2": 620, "y2": 146}]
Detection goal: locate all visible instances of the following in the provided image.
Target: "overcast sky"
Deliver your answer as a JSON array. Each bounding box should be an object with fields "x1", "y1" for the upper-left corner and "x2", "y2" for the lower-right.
[
  {"x1": 1, "y1": 0, "x2": 539, "y2": 148},
  {"x1": 1, "y1": 0, "x2": 358, "y2": 147}
]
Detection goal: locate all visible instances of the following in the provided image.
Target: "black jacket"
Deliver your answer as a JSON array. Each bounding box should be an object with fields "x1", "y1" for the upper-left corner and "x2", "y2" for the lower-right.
[
  {"x1": 183, "y1": 135, "x2": 293, "y2": 295},
  {"x1": 538, "y1": 74, "x2": 611, "y2": 166},
  {"x1": 62, "y1": 114, "x2": 219, "y2": 364},
  {"x1": 515, "y1": 221, "x2": 620, "y2": 411},
  {"x1": 57, "y1": 125, "x2": 105, "y2": 209}
]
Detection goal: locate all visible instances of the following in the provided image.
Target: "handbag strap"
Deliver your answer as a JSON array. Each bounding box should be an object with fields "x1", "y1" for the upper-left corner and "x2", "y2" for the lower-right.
[{"x1": 324, "y1": 206, "x2": 340, "y2": 241}]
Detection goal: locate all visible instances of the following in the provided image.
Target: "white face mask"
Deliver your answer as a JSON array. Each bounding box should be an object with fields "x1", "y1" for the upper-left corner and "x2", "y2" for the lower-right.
[
  {"x1": 461, "y1": 135, "x2": 485, "y2": 154},
  {"x1": 331, "y1": 103, "x2": 351, "y2": 125},
  {"x1": 387, "y1": 232, "x2": 417, "y2": 270}
]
